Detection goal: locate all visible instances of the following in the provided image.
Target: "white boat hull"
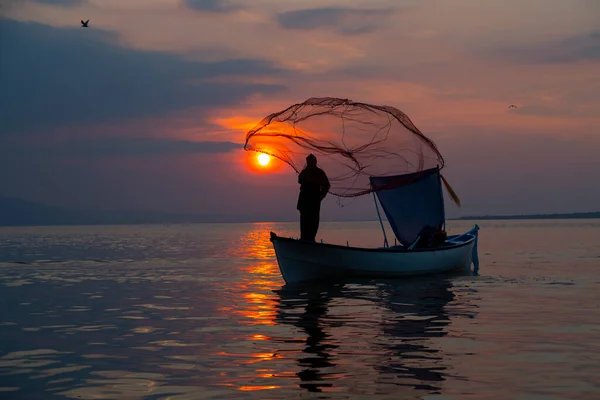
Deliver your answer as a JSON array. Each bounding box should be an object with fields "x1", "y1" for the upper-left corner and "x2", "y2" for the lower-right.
[{"x1": 270, "y1": 226, "x2": 480, "y2": 284}]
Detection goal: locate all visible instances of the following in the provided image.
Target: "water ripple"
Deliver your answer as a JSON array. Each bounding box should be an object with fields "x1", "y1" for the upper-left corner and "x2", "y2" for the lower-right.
[{"x1": 0, "y1": 221, "x2": 599, "y2": 399}]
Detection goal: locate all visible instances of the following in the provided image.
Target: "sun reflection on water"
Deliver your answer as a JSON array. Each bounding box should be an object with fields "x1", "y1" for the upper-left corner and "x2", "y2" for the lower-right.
[
  {"x1": 239, "y1": 385, "x2": 280, "y2": 391},
  {"x1": 221, "y1": 224, "x2": 282, "y2": 328}
]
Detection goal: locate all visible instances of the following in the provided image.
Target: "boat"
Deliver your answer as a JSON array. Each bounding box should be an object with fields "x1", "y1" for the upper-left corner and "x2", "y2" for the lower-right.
[
  {"x1": 270, "y1": 228, "x2": 479, "y2": 284},
  {"x1": 243, "y1": 97, "x2": 480, "y2": 284},
  {"x1": 269, "y1": 168, "x2": 480, "y2": 284}
]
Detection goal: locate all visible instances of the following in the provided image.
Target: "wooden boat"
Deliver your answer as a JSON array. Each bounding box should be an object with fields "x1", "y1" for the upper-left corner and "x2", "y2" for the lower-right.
[
  {"x1": 269, "y1": 168, "x2": 480, "y2": 284},
  {"x1": 270, "y1": 226, "x2": 479, "y2": 284}
]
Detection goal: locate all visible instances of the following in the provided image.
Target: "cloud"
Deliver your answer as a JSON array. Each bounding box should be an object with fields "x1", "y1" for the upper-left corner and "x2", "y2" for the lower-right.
[
  {"x1": 0, "y1": 19, "x2": 286, "y2": 135},
  {"x1": 1, "y1": 138, "x2": 243, "y2": 159},
  {"x1": 276, "y1": 7, "x2": 394, "y2": 36},
  {"x1": 183, "y1": 0, "x2": 243, "y2": 13},
  {"x1": 552, "y1": 31, "x2": 600, "y2": 62},
  {"x1": 31, "y1": 0, "x2": 85, "y2": 6},
  {"x1": 479, "y1": 30, "x2": 600, "y2": 64}
]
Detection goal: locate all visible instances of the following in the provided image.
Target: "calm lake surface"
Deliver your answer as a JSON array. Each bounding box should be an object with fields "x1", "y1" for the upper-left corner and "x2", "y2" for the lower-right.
[{"x1": 0, "y1": 220, "x2": 599, "y2": 399}]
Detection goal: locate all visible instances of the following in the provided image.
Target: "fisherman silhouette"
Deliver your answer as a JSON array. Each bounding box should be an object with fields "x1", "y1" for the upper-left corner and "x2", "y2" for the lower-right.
[{"x1": 297, "y1": 154, "x2": 330, "y2": 242}]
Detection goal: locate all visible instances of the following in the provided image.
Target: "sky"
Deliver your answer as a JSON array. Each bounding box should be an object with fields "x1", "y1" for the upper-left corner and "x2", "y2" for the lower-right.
[{"x1": 1, "y1": 0, "x2": 599, "y2": 220}]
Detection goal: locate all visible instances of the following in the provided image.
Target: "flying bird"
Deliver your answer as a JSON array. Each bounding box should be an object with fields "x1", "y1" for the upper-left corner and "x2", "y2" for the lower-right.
[
  {"x1": 508, "y1": 104, "x2": 517, "y2": 109},
  {"x1": 81, "y1": 19, "x2": 89, "y2": 27}
]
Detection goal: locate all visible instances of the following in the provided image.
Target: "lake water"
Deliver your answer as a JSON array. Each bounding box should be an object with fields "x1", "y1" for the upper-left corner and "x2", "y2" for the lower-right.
[{"x1": 0, "y1": 220, "x2": 599, "y2": 399}]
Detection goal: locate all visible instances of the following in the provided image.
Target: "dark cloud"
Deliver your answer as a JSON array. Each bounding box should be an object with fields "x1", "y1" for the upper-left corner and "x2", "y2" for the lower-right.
[
  {"x1": 478, "y1": 30, "x2": 600, "y2": 64},
  {"x1": 551, "y1": 31, "x2": 600, "y2": 62},
  {"x1": 31, "y1": 0, "x2": 85, "y2": 6},
  {"x1": 276, "y1": 7, "x2": 394, "y2": 36},
  {"x1": 1, "y1": 137, "x2": 242, "y2": 159},
  {"x1": 0, "y1": 19, "x2": 286, "y2": 135},
  {"x1": 183, "y1": 0, "x2": 243, "y2": 13}
]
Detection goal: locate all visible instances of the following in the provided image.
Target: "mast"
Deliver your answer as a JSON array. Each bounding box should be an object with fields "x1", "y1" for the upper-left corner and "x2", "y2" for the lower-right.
[{"x1": 372, "y1": 191, "x2": 389, "y2": 248}]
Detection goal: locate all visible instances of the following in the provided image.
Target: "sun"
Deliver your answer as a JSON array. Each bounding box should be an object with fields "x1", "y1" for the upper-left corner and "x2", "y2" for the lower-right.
[
  {"x1": 257, "y1": 153, "x2": 271, "y2": 166},
  {"x1": 245, "y1": 151, "x2": 281, "y2": 174}
]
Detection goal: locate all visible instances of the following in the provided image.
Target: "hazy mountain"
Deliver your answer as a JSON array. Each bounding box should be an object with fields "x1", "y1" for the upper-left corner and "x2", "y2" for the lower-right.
[{"x1": 0, "y1": 196, "x2": 270, "y2": 226}]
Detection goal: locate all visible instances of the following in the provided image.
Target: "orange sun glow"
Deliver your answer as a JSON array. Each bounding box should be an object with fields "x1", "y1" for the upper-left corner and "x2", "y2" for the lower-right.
[
  {"x1": 257, "y1": 153, "x2": 271, "y2": 166},
  {"x1": 244, "y1": 150, "x2": 284, "y2": 174}
]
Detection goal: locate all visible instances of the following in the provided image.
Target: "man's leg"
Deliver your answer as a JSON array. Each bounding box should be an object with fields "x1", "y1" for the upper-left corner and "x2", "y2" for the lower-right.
[
  {"x1": 299, "y1": 211, "x2": 308, "y2": 240},
  {"x1": 308, "y1": 209, "x2": 320, "y2": 242}
]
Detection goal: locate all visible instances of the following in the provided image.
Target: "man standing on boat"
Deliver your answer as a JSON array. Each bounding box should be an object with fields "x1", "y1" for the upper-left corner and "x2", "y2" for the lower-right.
[{"x1": 297, "y1": 154, "x2": 330, "y2": 242}]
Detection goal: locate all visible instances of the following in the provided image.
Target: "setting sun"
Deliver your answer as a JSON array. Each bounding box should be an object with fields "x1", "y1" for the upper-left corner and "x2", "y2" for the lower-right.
[
  {"x1": 257, "y1": 153, "x2": 271, "y2": 166},
  {"x1": 244, "y1": 150, "x2": 283, "y2": 174}
]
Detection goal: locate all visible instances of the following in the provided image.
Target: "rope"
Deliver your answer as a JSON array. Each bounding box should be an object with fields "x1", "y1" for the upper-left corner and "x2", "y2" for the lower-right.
[{"x1": 372, "y1": 191, "x2": 389, "y2": 248}]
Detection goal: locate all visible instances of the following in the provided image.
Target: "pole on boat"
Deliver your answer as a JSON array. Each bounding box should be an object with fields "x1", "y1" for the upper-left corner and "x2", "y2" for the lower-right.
[{"x1": 372, "y1": 191, "x2": 389, "y2": 248}]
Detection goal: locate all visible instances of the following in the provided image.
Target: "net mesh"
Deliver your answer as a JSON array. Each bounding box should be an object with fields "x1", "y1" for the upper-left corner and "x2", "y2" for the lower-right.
[{"x1": 244, "y1": 97, "x2": 445, "y2": 198}]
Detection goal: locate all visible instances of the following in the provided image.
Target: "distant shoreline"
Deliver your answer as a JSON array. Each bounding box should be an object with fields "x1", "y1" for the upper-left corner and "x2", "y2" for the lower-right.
[
  {"x1": 454, "y1": 212, "x2": 600, "y2": 220},
  {"x1": 1, "y1": 196, "x2": 599, "y2": 227},
  {"x1": 2, "y1": 214, "x2": 599, "y2": 227}
]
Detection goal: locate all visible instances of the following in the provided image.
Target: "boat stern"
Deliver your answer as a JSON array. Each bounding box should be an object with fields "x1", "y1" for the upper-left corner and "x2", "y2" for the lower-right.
[{"x1": 270, "y1": 232, "x2": 339, "y2": 283}]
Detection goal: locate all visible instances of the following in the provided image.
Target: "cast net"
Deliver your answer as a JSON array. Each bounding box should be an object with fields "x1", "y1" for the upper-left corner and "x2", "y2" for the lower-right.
[{"x1": 244, "y1": 97, "x2": 447, "y2": 198}]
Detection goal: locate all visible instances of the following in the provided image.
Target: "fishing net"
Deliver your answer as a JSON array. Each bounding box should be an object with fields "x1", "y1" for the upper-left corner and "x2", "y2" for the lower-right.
[{"x1": 244, "y1": 97, "x2": 451, "y2": 200}]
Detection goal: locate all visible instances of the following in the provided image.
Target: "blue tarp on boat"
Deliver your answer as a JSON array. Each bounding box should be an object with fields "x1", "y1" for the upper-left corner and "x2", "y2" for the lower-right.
[{"x1": 370, "y1": 168, "x2": 445, "y2": 246}]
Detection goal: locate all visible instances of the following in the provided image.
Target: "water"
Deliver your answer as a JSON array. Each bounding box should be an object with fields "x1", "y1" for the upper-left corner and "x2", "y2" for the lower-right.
[{"x1": 0, "y1": 220, "x2": 599, "y2": 399}]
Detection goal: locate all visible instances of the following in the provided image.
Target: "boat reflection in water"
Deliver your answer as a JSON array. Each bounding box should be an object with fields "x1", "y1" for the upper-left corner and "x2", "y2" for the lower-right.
[
  {"x1": 274, "y1": 283, "x2": 343, "y2": 393},
  {"x1": 228, "y1": 224, "x2": 479, "y2": 396},
  {"x1": 274, "y1": 275, "x2": 478, "y2": 396}
]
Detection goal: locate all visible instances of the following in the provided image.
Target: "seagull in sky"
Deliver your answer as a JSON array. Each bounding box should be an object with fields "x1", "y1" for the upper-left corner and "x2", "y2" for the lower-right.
[
  {"x1": 81, "y1": 19, "x2": 89, "y2": 27},
  {"x1": 508, "y1": 104, "x2": 517, "y2": 109}
]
